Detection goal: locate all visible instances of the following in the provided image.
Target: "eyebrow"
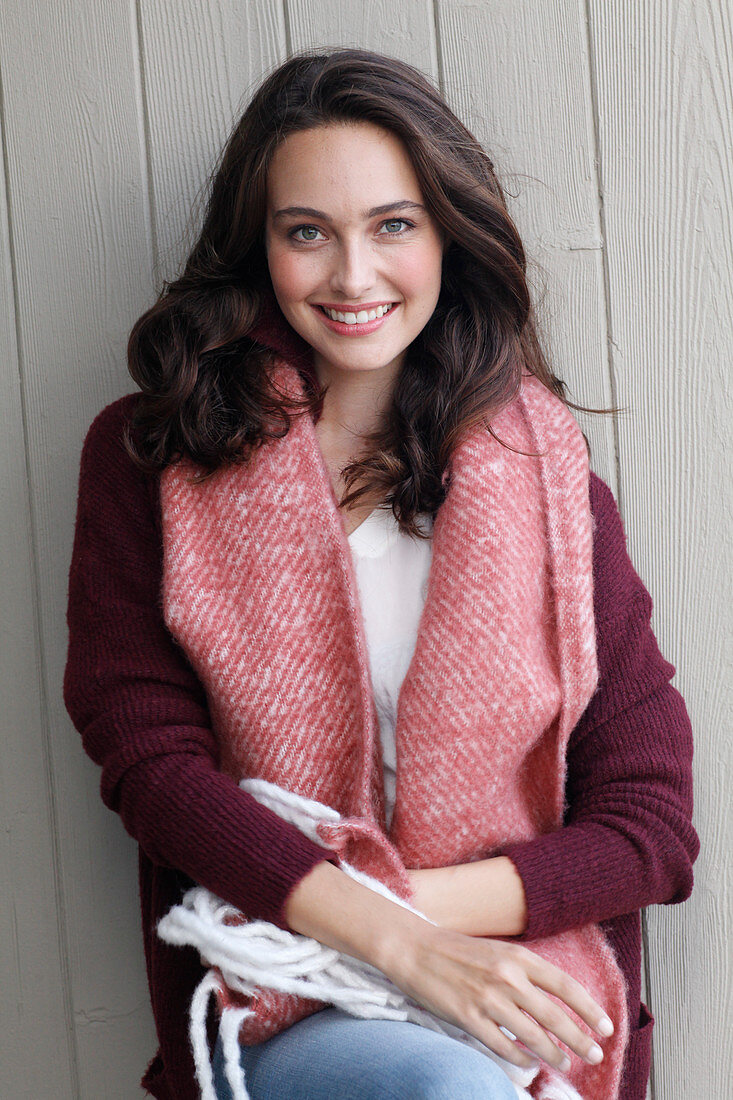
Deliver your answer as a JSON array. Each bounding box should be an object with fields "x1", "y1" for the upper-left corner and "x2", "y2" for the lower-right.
[{"x1": 272, "y1": 200, "x2": 426, "y2": 222}]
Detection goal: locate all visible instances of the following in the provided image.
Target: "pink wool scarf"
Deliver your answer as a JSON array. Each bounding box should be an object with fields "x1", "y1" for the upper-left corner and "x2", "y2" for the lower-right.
[{"x1": 159, "y1": 360, "x2": 629, "y2": 1099}]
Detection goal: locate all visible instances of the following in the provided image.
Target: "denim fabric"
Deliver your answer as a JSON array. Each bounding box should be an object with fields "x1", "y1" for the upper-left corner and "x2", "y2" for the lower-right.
[{"x1": 212, "y1": 1006, "x2": 518, "y2": 1099}]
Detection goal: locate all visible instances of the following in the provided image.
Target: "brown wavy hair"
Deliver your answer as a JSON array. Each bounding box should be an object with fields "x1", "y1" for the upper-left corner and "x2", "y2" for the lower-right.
[{"x1": 126, "y1": 47, "x2": 611, "y2": 535}]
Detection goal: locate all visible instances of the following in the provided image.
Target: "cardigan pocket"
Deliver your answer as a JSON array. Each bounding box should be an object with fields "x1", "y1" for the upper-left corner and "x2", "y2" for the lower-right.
[{"x1": 620, "y1": 1002, "x2": 654, "y2": 1100}]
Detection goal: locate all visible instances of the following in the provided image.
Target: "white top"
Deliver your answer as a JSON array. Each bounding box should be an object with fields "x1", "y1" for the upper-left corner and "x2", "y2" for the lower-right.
[{"x1": 347, "y1": 506, "x2": 434, "y2": 829}]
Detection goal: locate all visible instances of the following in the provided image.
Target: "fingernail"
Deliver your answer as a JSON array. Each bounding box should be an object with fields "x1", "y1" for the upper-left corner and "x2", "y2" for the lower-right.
[
  {"x1": 587, "y1": 1044, "x2": 603, "y2": 1064},
  {"x1": 559, "y1": 1055, "x2": 572, "y2": 1073},
  {"x1": 597, "y1": 1015, "x2": 614, "y2": 1037}
]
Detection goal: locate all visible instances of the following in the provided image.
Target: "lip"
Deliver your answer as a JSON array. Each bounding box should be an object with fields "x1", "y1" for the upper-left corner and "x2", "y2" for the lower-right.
[
  {"x1": 311, "y1": 302, "x2": 399, "y2": 336},
  {"x1": 314, "y1": 301, "x2": 397, "y2": 311}
]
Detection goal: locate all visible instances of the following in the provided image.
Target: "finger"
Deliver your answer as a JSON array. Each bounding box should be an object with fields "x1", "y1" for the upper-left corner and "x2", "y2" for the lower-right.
[
  {"x1": 515, "y1": 986, "x2": 605, "y2": 1067},
  {"x1": 471, "y1": 1016, "x2": 540, "y2": 1070},
  {"x1": 523, "y1": 955, "x2": 614, "y2": 1039},
  {"x1": 487, "y1": 1001, "x2": 569, "y2": 1071}
]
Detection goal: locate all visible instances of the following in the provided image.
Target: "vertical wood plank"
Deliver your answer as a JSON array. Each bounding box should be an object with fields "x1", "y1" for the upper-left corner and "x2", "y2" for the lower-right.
[
  {"x1": 587, "y1": 1, "x2": 731, "y2": 1096},
  {"x1": 0, "y1": 77, "x2": 77, "y2": 1100},
  {"x1": 436, "y1": 0, "x2": 617, "y2": 488},
  {"x1": 287, "y1": 0, "x2": 438, "y2": 79},
  {"x1": 0, "y1": 1, "x2": 156, "y2": 1095},
  {"x1": 139, "y1": 0, "x2": 288, "y2": 285},
  {"x1": 1, "y1": 0, "x2": 725, "y2": 1095}
]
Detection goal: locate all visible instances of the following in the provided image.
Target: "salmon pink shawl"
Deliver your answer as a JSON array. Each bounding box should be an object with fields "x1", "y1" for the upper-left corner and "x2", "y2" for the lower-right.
[{"x1": 159, "y1": 360, "x2": 629, "y2": 1099}]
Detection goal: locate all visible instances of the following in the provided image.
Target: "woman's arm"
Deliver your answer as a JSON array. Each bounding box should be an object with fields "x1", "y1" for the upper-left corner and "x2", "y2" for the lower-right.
[
  {"x1": 284, "y1": 856, "x2": 614, "y2": 1072},
  {"x1": 407, "y1": 856, "x2": 528, "y2": 936},
  {"x1": 64, "y1": 396, "x2": 339, "y2": 930},
  {"x1": 406, "y1": 474, "x2": 700, "y2": 940}
]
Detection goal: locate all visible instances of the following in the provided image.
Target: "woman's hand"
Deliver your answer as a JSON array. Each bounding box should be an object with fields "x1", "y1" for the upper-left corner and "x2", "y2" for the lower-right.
[
  {"x1": 407, "y1": 857, "x2": 528, "y2": 937},
  {"x1": 285, "y1": 860, "x2": 612, "y2": 1073},
  {"x1": 383, "y1": 921, "x2": 614, "y2": 1073}
]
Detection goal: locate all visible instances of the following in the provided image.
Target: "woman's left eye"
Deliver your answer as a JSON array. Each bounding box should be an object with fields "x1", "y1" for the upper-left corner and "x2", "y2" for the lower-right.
[{"x1": 380, "y1": 218, "x2": 413, "y2": 235}]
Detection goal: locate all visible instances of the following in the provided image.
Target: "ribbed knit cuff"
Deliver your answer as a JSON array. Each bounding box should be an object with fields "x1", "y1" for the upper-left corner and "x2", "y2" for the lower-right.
[{"x1": 503, "y1": 823, "x2": 634, "y2": 941}]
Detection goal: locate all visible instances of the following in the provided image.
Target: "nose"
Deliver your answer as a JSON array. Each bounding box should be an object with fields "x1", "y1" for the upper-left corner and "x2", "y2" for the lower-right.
[{"x1": 329, "y1": 235, "x2": 376, "y2": 300}]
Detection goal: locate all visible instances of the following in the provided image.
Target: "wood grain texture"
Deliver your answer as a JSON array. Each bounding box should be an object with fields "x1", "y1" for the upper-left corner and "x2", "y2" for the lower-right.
[
  {"x1": 0, "y1": 80, "x2": 78, "y2": 1100},
  {"x1": 287, "y1": 0, "x2": 439, "y2": 78},
  {"x1": 436, "y1": 0, "x2": 617, "y2": 489},
  {"x1": 0, "y1": 1, "x2": 156, "y2": 1095},
  {"x1": 140, "y1": 0, "x2": 287, "y2": 286},
  {"x1": 587, "y1": 1, "x2": 732, "y2": 1096},
  {"x1": 0, "y1": 0, "x2": 725, "y2": 1095}
]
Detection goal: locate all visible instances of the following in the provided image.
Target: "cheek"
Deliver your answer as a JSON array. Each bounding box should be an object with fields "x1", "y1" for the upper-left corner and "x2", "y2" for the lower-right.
[
  {"x1": 266, "y1": 247, "x2": 316, "y2": 304},
  {"x1": 398, "y1": 243, "x2": 443, "y2": 303}
]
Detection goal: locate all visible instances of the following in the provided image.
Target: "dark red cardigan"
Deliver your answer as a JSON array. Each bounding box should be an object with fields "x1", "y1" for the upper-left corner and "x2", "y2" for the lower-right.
[{"x1": 64, "y1": 379, "x2": 698, "y2": 1099}]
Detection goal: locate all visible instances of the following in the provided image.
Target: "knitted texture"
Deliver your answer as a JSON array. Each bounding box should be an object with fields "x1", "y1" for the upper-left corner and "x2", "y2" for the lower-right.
[
  {"x1": 159, "y1": 777, "x2": 555, "y2": 1100},
  {"x1": 63, "y1": 388, "x2": 698, "y2": 1100},
  {"x1": 159, "y1": 362, "x2": 629, "y2": 1099}
]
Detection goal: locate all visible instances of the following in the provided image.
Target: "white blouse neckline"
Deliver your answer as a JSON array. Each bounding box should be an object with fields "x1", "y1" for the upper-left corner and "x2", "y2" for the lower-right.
[{"x1": 347, "y1": 506, "x2": 397, "y2": 558}]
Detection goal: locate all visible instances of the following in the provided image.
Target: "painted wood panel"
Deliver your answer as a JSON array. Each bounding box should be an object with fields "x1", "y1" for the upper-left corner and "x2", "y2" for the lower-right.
[
  {"x1": 0, "y1": 0, "x2": 727, "y2": 1095},
  {"x1": 0, "y1": 80, "x2": 77, "y2": 1100},
  {"x1": 435, "y1": 0, "x2": 618, "y2": 490},
  {"x1": 587, "y1": 1, "x2": 732, "y2": 1097},
  {"x1": 0, "y1": 1, "x2": 156, "y2": 1095},
  {"x1": 287, "y1": 0, "x2": 438, "y2": 77},
  {"x1": 139, "y1": 0, "x2": 287, "y2": 287}
]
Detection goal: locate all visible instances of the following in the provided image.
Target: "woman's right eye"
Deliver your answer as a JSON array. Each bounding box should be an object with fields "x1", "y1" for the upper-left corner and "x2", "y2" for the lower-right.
[{"x1": 289, "y1": 225, "x2": 325, "y2": 242}]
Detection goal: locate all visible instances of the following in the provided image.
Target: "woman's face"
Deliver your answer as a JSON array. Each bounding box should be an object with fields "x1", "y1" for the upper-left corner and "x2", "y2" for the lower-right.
[{"x1": 264, "y1": 122, "x2": 445, "y2": 388}]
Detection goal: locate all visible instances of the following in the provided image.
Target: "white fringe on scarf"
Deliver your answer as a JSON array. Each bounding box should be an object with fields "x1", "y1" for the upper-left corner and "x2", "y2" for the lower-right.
[{"x1": 157, "y1": 778, "x2": 582, "y2": 1100}]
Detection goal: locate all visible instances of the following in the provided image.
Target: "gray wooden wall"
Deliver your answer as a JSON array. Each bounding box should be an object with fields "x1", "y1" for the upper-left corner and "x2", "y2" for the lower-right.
[{"x1": 1, "y1": 2, "x2": 730, "y2": 1097}]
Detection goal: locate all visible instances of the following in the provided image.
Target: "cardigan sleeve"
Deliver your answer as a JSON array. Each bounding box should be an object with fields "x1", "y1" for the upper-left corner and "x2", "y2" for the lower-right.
[
  {"x1": 502, "y1": 473, "x2": 700, "y2": 940},
  {"x1": 63, "y1": 396, "x2": 337, "y2": 931}
]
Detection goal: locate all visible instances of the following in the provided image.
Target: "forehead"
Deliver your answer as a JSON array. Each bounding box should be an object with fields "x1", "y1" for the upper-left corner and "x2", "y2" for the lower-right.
[{"x1": 266, "y1": 122, "x2": 423, "y2": 211}]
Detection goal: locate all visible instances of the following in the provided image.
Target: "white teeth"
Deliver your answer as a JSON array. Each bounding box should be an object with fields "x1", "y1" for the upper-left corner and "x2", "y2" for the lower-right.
[{"x1": 322, "y1": 303, "x2": 394, "y2": 324}]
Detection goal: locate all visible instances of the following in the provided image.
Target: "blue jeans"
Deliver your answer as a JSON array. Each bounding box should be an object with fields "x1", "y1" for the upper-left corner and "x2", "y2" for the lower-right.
[{"x1": 212, "y1": 1006, "x2": 517, "y2": 1099}]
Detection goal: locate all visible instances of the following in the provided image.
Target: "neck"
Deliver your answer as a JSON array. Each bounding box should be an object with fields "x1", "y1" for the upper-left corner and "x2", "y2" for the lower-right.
[{"x1": 313, "y1": 356, "x2": 401, "y2": 442}]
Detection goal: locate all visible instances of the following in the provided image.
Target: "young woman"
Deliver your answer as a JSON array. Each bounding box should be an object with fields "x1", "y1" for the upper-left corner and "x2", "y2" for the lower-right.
[{"x1": 64, "y1": 48, "x2": 698, "y2": 1100}]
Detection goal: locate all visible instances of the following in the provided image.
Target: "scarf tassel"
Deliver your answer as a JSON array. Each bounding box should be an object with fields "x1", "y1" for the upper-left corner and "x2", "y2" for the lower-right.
[{"x1": 159, "y1": 779, "x2": 583, "y2": 1100}]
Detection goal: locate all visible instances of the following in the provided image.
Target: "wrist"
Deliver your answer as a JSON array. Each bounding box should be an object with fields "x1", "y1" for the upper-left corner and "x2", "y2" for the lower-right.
[
  {"x1": 284, "y1": 859, "x2": 431, "y2": 975},
  {"x1": 411, "y1": 857, "x2": 528, "y2": 938}
]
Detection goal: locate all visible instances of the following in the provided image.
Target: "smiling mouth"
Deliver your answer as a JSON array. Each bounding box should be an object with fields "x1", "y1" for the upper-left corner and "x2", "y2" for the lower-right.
[{"x1": 317, "y1": 303, "x2": 396, "y2": 325}]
